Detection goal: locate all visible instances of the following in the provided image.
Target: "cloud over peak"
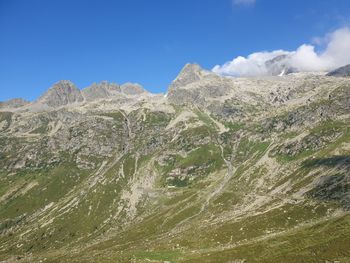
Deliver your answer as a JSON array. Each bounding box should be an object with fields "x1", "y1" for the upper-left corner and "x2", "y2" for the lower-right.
[{"x1": 213, "y1": 27, "x2": 350, "y2": 77}]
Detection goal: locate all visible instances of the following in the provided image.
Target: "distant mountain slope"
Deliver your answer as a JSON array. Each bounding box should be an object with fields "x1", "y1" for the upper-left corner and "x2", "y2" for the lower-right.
[
  {"x1": 327, "y1": 64, "x2": 350, "y2": 77},
  {"x1": 0, "y1": 98, "x2": 29, "y2": 109}
]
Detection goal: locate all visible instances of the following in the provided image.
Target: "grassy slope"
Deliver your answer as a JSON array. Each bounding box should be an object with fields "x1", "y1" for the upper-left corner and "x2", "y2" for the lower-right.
[{"x1": 0, "y1": 105, "x2": 349, "y2": 262}]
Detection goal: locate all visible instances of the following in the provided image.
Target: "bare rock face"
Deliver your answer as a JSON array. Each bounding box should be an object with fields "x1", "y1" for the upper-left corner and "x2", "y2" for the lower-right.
[
  {"x1": 37, "y1": 80, "x2": 84, "y2": 107},
  {"x1": 327, "y1": 64, "x2": 350, "y2": 77},
  {"x1": 120, "y1": 82, "x2": 147, "y2": 95},
  {"x1": 82, "y1": 81, "x2": 121, "y2": 101}
]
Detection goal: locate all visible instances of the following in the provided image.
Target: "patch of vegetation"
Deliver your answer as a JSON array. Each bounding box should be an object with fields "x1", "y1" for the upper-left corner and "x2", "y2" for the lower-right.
[
  {"x1": 134, "y1": 250, "x2": 182, "y2": 261},
  {"x1": 224, "y1": 121, "x2": 245, "y2": 132},
  {"x1": 101, "y1": 111, "x2": 125, "y2": 122},
  {"x1": 30, "y1": 124, "x2": 49, "y2": 134},
  {"x1": 146, "y1": 111, "x2": 172, "y2": 126},
  {"x1": 235, "y1": 138, "x2": 270, "y2": 163},
  {"x1": 0, "y1": 161, "x2": 90, "y2": 221},
  {"x1": 193, "y1": 108, "x2": 217, "y2": 132},
  {"x1": 123, "y1": 155, "x2": 136, "y2": 177},
  {"x1": 158, "y1": 144, "x2": 224, "y2": 187},
  {"x1": 179, "y1": 144, "x2": 223, "y2": 170},
  {"x1": 183, "y1": 214, "x2": 350, "y2": 263}
]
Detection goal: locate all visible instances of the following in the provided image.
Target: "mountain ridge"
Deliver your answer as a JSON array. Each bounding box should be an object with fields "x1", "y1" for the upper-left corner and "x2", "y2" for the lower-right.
[{"x1": 3, "y1": 62, "x2": 350, "y2": 109}]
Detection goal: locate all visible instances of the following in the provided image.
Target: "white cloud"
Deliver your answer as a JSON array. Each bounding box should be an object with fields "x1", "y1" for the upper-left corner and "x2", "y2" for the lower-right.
[
  {"x1": 232, "y1": 0, "x2": 256, "y2": 6},
  {"x1": 213, "y1": 50, "x2": 288, "y2": 76},
  {"x1": 213, "y1": 27, "x2": 350, "y2": 76}
]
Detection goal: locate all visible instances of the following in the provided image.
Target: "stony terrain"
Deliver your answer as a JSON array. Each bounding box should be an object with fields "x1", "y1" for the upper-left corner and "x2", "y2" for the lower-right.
[{"x1": 0, "y1": 63, "x2": 350, "y2": 262}]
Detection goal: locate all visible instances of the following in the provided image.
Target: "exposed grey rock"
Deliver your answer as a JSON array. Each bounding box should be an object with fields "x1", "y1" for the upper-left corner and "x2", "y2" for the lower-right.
[
  {"x1": 82, "y1": 81, "x2": 121, "y2": 101},
  {"x1": 327, "y1": 64, "x2": 350, "y2": 77},
  {"x1": 36, "y1": 80, "x2": 84, "y2": 107},
  {"x1": 120, "y1": 82, "x2": 147, "y2": 95}
]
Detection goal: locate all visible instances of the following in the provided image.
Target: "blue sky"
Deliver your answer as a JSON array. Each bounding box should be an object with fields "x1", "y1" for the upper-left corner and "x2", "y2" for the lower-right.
[{"x1": 1, "y1": 0, "x2": 350, "y2": 101}]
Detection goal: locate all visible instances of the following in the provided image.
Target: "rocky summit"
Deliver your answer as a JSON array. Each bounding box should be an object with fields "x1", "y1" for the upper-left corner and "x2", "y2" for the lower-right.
[{"x1": 0, "y1": 64, "x2": 350, "y2": 263}]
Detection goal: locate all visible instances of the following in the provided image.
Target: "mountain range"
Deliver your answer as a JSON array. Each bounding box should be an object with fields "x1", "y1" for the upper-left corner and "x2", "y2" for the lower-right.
[{"x1": 0, "y1": 62, "x2": 350, "y2": 262}]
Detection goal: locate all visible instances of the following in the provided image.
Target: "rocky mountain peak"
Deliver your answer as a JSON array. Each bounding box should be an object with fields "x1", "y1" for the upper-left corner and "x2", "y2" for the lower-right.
[
  {"x1": 37, "y1": 80, "x2": 84, "y2": 107},
  {"x1": 169, "y1": 63, "x2": 209, "y2": 90},
  {"x1": 53, "y1": 80, "x2": 77, "y2": 89}
]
